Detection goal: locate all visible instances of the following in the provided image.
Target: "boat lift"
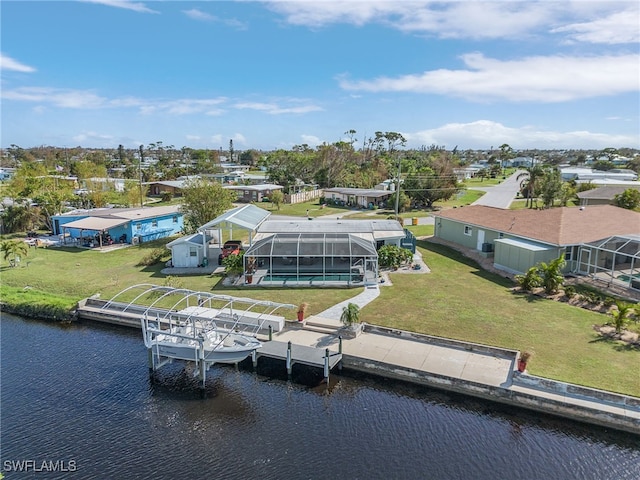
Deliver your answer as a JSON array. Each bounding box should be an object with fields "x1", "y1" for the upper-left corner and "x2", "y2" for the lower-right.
[{"x1": 103, "y1": 284, "x2": 296, "y2": 389}]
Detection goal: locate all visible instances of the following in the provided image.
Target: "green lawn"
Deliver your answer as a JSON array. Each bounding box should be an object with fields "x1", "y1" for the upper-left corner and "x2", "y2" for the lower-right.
[
  {"x1": 255, "y1": 199, "x2": 347, "y2": 218},
  {"x1": 366, "y1": 241, "x2": 639, "y2": 396},
  {"x1": 1, "y1": 203, "x2": 638, "y2": 396}
]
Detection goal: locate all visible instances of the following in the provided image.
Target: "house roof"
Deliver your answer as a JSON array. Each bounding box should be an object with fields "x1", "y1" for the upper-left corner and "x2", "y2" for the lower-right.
[
  {"x1": 198, "y1": 204, "x2": 271, "y2": 232},
  {"x1": 166, "y1": 231, "x2": 205, "y2": 247},
  {"x1": 323, "y1": 187, "x2": 393, "y2": 198},
  {"x1": 576, "y1": 185, "x2": 640, "y2": 200},
  {"x1": 61, "y1": 205, "x2": 181, "y2": 220},
  {"x1": 225, "y1": 184, "x2": 283, "y2": 192},
  {"x1": 434, "y1": 205, "x2": 640, "y2": 246},
  {"x1": 60, "y1": 217, "x2": 130, "y2": 231},
  {"x1": 143, "y1": 180, "x2": 188, "y2": 189},
  {"x1": 255, "y1": 219, "x2": 405, "y2": 241}
]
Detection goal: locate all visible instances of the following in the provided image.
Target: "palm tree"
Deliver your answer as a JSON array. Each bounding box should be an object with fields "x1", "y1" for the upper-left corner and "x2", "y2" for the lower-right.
[
  {"x1": 1, "y1": 239, "x2": 29, "y2": 267},
  {"x1": 538, "y1": 256, "x2": 566, "y2": 294},
  {"x1": 340, "y1": 302, "x2": 360, "y2": 327},
  {"x1": 610, "y1": 301, "x2": 632, "y2": 334},
  {"x1": 517, "y1": 164, "x2": 546, "y2": 208}
]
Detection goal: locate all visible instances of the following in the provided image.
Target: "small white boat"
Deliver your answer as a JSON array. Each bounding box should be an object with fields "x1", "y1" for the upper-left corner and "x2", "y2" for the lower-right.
[{"x1": 142, "y1": 322, "x2": 262, "y2": 365}]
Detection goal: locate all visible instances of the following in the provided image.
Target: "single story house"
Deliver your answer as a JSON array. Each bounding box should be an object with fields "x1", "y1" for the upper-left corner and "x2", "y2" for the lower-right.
[
  {"x1": 323, "y1": 187, "x2": 394, "y2": 209},
  {"x1": 433, "y1": 205, "x2": 640, "y2": 292},
  {"x1": 166, "y1": 205, "x2": 407, "y2": 286},
  {"x1": 145, "y1": 180, "x2": 188, "y2": 197},
  {"x1": 577, "y1": 186, "x2": 640, "y2": 207},
  {"x1": 52, "y1": 205, "x2": 183, "y2": 247},
  {"x1": 225, "y1": 184, "x2": 284, "y2": 203}
]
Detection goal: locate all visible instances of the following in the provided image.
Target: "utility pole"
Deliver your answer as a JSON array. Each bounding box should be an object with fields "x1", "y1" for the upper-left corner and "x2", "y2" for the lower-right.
[
  {"x1": 394, "y1": 152, "x2": 402, "y2": 219},
  {"x1": 138, "y1": 145, "x2": 144, "y2": 207}
]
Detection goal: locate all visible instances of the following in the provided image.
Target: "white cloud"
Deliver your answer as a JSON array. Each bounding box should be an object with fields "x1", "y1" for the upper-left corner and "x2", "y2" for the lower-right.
[
  {"x1": 233, "y1": 101, "x2": 323, "y2": 114},
  {"x1": 2, "y1": 87, "x2": 228, "y2": 114},
  {"x1": 232, "y1": 133, "x2": 248, "y2": 145},
  {"x1": 2, "y1": 87, "x2": 107, "y2": 108},
  {"x1": 300, "y1": 134, "x2": 322, "y2": 146},
  {"x1": 210, "y1": 134, "x2": 224, "y2": 146},
  {"x1": 155, "y1": 99, "x2": 227, "y2": 116},
  {"x1": 339, "y1": 53, "x2": 639, "y2": 102},
  {"x1": 182, "y1": 7, "x2": 248, "y2": 29},
  {"x1": 80, "y1": 0, "x2": 159, "y2": 14},
  {"x1": 0, "y1": 54, "x2": 36, "y2": 73},
  {"x1": 72, "y1": 131, "x2": 115, "y2": 144},
  {"x1": 551, "y1": 8, "x2": 640, "y2": 44},
  {"x1": 267, "y1": 1, "x2": 640, "y2": 44},
  {"x1": 405, "y1": 120, "x2": 638, "y2": 150},
  {"x1": 182, "y1": 8, "x2": 217, "y2": 22}
]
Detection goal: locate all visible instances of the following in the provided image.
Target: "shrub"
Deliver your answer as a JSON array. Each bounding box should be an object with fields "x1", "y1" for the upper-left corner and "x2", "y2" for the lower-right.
[
  {"x1": 563, "y1": 285, "x2": 576, "y2": 298},
  {"x1": 515, "y1": 266, "x2": 542, "y2": 292},
  {"x1": 222, "y1": 251, "x2": 245, "y2": 275},
  {"x1": 378, "y1": 245, "x2": 413, "y2": 269}
]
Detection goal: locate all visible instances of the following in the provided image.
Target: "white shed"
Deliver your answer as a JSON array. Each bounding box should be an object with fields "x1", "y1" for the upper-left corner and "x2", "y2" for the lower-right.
[{"x1": 166, "y1": 232, "x2": 207, "y2": 268}]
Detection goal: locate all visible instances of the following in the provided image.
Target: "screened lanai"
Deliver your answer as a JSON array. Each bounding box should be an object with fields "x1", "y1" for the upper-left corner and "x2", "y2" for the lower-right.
[
  {"x1": 243, "y1": 232, "x2": 379, "y2": 287},
  {"x1": 575, "y1": 235, "x2": 640, "y2": 292}
]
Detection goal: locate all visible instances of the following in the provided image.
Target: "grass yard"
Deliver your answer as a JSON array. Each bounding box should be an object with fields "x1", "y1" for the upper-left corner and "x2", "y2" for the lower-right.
[
  {"x1": 0, "y1": 240, "x2": 355, "y2": 321},
  {"x1": 256, "y1": 199, "x2": 346, "y2": 218},
  {"x1": 365, "y1": 240, "x2": 639, "y2": 396}
]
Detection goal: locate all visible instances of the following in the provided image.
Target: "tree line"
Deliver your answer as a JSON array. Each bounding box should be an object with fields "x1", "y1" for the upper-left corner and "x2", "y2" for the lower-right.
[{"x1": 1, "y1": 135, "x2": 638, "y2": 234}]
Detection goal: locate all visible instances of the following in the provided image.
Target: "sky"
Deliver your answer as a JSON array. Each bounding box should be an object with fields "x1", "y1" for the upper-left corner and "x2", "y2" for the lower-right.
[{"x1": 1, "y1": 0, "x2": 639, "y2": 152}]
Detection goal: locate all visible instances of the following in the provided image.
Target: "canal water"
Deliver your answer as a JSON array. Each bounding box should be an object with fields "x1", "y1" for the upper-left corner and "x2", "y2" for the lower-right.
[{"x1": 1, "y1": 313, "x2": 639, "y2": 480}]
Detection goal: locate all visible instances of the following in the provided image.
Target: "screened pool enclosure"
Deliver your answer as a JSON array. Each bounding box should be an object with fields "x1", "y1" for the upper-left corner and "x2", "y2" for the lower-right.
[
  {"x1": 242, "y1": 232, "x2": 379, "y2": 287},
  {"x1": 575, "y1": 235, "x2": 640, "y2": 292}
]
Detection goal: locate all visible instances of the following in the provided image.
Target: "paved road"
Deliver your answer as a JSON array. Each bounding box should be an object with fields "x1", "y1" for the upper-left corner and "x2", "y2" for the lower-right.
[{"x1": 470, "y1": 170, "x2": 524, "y2": 208}]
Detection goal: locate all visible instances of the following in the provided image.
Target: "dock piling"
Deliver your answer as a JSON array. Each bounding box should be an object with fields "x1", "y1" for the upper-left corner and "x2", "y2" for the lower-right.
[
  {"x1": 324, "y1": 348, "x2": 330, "y2": 383},
  {"x1": 286, "y1": 341, "x2": 292, "y2": 377}
]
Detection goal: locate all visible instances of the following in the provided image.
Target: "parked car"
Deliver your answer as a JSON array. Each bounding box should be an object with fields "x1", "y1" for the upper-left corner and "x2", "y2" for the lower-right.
[{"x1": 218, "y1": 240, "x2": 243, "y2": 265}]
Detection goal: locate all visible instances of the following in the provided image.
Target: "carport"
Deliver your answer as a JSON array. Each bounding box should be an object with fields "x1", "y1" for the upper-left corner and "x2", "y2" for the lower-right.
[{"x1": 60, "y1": 217, "x2": 128, "y2": 248}]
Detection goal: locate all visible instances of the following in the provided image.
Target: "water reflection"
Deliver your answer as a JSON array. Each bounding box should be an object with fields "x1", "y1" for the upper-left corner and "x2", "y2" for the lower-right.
[{"x1": 1, "y1": 313, "x2": 639, "y2": 480}]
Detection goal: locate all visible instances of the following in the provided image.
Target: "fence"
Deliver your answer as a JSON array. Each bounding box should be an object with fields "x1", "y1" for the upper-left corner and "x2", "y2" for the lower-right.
[{"x1": 285, "y1": 189, "x2": 323, "y2": 205}]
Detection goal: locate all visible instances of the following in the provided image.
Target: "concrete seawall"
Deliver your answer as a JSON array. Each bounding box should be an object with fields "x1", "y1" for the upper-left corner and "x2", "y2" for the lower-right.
[
  {"x1": 342, "y1": 355, "x2": 640, "y2": 435},
  {"x1": 75, "y1": 299, "x2": 640, "y2": 435}
]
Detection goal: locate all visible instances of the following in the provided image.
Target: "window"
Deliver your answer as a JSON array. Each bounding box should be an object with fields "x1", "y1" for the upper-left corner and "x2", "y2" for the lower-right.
[
  {"x1": 464, "y1": 226, "x2": 472, "y2": 236},
  {"x1": 173, "y1": 216, "x2": 178, "y2": 223},
  {"x1": 499, "y1": 233, "x2": 504, "y2": 238},
  {"x1": 152, "y1": 219, "x2": 158, "y2": 228},
  {"x1": 189, "y1": 247, "x2": 197, "y2": 257},
  {"x1": 136, "y1": 224, "x2": 141, "y2": 231}
]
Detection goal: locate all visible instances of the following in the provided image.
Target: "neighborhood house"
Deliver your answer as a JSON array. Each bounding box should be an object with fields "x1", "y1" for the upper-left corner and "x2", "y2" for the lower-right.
[
  {"x1": 52, "y1": 205, "x2": 183, "y2": 247},
  {"x1": 433, "y1": 204, "x2": 640, "y2": 293}
]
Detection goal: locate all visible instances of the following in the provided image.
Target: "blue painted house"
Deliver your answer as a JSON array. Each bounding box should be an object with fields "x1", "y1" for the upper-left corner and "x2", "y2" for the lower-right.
[{"x1": 52, "y1": 205, "x2": 183, "y2": 247}]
